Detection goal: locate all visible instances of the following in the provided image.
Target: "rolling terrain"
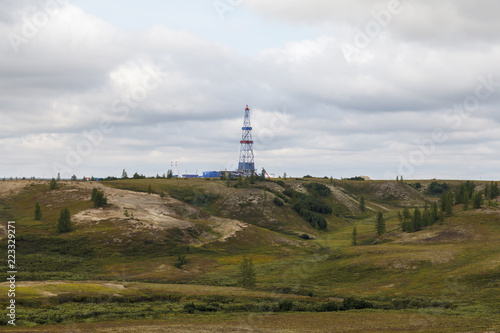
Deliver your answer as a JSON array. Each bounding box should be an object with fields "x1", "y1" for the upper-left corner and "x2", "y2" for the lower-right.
[{"x1": 0, "y1": 177, "x2": 499, "y2": 332}]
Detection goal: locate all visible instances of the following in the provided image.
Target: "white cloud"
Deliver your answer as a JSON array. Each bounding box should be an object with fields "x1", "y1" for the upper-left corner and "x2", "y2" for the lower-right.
[{"x1": 0, "y1": 1, "x2": 499, "y2": 179}]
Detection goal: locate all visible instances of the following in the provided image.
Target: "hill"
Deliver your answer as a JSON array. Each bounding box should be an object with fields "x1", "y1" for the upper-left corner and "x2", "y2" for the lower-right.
[{"x1": 0, "y1": 177, "x2": 499, "y2": 332}]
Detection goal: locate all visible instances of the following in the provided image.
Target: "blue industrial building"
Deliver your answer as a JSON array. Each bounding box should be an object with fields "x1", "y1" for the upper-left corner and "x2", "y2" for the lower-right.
[{"x1": 203, "y1": 171, "x2": 222, "y2": 178}]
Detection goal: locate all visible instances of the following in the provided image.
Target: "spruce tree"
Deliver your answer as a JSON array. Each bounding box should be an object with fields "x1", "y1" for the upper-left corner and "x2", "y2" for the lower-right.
[
  {"x1": 359, "y1": 195, "x2": 366, "y2": 212},
  {"x1": 463, "y1": 191, "x2": 469, "y2": 210},
  {"x1": 34, "y1": 202, "x2": 42, "y2": 220},
  {"x1": 375, "y1": 212, "x2": 385, "y2": 236},
  {"x1": 491, "y1": 182, "x2": 499, "y2": 199},
  {"x1": 422, "y1": 208, "x2": 433, "y2": 227},
  {"x1": 431, "y1": 202, "x2": 439, "y2": 223},
  {"x1": 411, "y1": 208, "x2": 422, "y2": 232},
  {"x1": 239, "y1": 257, "x2": 256, "y2": 288},
  {"x1": 351, "y1": 226, "x2": 357, "y2": 246},
  {"x1": 401, "y1": 207, "x2": 411, "y2": 232},
  {"x1": 472, "y1": 192, "x2": 483, "y2": 209},
  {"x1": 91, "y1": 188, "x2": 108, "y2": 207},
  {"x1": 57, "y1": 207, "x2": 73, "y2": 233},
  {"x1": 49, "y1": 178, "x2": 58, "y2": 190}
]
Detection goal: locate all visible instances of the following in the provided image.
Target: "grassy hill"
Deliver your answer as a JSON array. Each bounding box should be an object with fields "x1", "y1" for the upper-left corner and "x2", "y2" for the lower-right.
[{"x1": 0, "y1": 177, "x2": 498, "y2": 332}]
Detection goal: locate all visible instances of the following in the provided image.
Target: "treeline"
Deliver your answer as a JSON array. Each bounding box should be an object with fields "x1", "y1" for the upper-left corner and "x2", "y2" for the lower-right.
[
  {"x1": 398, "y1": 180, "x2": 499, "y2": 233},
  {"x1": 397, "y1": 203, "x2": 441, "y2": 233}
]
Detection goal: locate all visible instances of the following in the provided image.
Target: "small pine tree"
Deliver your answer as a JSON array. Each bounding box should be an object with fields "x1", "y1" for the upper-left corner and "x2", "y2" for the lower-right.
[
  {"x1": 49, "y1": 178, "x2": 58, "y2": 190},
  {"x1": 57, "y1": 172, "x2": 61, "y2": 181},
  {"x1": 174, "y1": 255, "x2": 187, "y2": 269},
  {"x1": 431, "y1": 202, "x2": 439, "y2": 223},
  {"x1": 491, "y1": 182, "x2": 499, "y2": 199},
  {"x1": 122, "y1": 169, "x2": 128, "y2": 179},
  {"x1": 148, "y1": 185, "x2": 152, "y2": 194},
  {"x1": 463, "y1": 191, "x2": 469, "y2": 210},
  {"x1": 423, "y1": 208, "x2": 433, "y2": 227},
  {"x1": 359, "y1": 195, "x2": 366, "y2": 212},
  {"x1": 351, "y1": 226, "x2": 357, "y2": 246},
  {"x1": 91, "y1": 187, "x2": 98, "y2": 201},
  {"x1": 71, "y1": 175, "x2": 77, "y2": 181},
  {"x1": 239, "y1": 257, "x2": 256, "y2": 288},
  {"x1": 400, "y1": 175, "x2": 404, "y2": 183},
  {"x1": 167, "y1": 169, "x2": 173, "y2": 179},
  {"x1": 411, "y1": 208, "x2": 422, "y2": 232},
  {"x1": 57, "y1": 207, "x2": 73, "y2": 233},
  {"x1": 375, "y1": 212, "x2": 385, "y2": 236},
  {"x1": 34, "y1": 202, "x2": 42, "y2": 220},
  {"x1": 91, "y1": 188, "x2": 108, "y2": 207},
  {"x1": 160, "y1": 190, "x2": 165, "y2": 198},
  {"x1": 472, "y1": 192, "x2": 483, "y2": 209}
]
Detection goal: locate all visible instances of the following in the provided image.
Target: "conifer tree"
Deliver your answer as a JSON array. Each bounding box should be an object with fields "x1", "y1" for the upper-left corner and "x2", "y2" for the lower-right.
[
  {"x1": 401, "y1": 207, "x2": 411, "y2": 232},
  {"x1": 351, "y1": 226, "x2": 357, "y2": 246},
  {"x1": 411, "y1": 207, "x2": 422, "y2": 232},
  {"x1": 491, "y1": 182, "x2": 499, "y2": 199},
  {"x1": 472, "y1": 192, "x2": 483, "y2": 209},
  {"x1": 49, "y1": 178, "x2": 58, "y2": 190},
  {"x1": 431, "y1": 202, "x2": 439, "y2": 223},
  {"x1": 91, "y1": 188, "x2": 108, "y2": 207},
  {"x1": 359, "y1": 195, "x2": 366, "y2": 212},
  {"x1": 423, "y1": 208, "x2": 433, "y2": 227},
  {"x1": 463, "y1": 191, "x2": 469, "y2": 210},
  {"x1": 57, "y1": 207, "x2": 73, "y2": 233},
  {"x1": 239, "y1": 257, "x2": 256, "y2": 288},
  {"x1": 34, "y1": 202, "x2": 42, "y2": 220},
  {"x1": 375, "y1": 212, "x2": 385, "y2": 236}
]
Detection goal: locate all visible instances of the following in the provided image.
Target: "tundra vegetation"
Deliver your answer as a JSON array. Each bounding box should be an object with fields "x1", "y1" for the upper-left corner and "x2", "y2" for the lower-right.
[{"x1": 0, "y1": 177, "x2": 499, "y2": 332}]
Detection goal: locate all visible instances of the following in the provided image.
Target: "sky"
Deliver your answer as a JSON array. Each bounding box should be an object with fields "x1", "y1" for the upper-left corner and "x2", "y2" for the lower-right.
[{"x1": 1, "y1": 0, "x2": 500, "y2": 180}]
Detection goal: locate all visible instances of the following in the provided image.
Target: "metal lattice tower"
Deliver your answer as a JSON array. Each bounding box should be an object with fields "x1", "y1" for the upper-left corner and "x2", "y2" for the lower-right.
[{"x1": 238, "y1": 105, "x2": 255, "y2": 177}]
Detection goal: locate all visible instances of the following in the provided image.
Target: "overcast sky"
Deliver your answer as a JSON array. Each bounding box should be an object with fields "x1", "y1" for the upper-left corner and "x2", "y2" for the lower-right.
[{"x1": 1, "y1": 0, "x2": 500, "y2": 180}]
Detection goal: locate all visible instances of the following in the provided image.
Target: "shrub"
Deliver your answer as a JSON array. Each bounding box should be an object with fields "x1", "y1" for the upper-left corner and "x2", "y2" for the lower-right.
[
  {"x1": 277, "y1": 300, "x2": 294, "y2": 312},
  {"x1": 341, "y1": 297, "x2": 373, "y2": 310},
  {"x1": 320, "y1": 301, "x2": 339, "y2": 312},
  {"x1": 305, "y1": 183, "x2": 331, "y2": 197},
  {"x1": 427, "y1": 181, "x2": 449, "y2": 194},
  {"x1": 91, "y1": 188, "x2": 108, "y2": 207},
  {"x1": 273, "y1": 197, "x2": 284, "y2": 206},
  {"x1": 183, "y1": 302, "x2": 196, "y2": 314}
]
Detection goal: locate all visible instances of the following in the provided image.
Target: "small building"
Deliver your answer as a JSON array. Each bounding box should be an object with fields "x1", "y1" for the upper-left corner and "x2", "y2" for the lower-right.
[
  {"x1": 181, "y1": 174, "x2": 199, "y2": 178},
  {"x1": 203, "y1": 171, "x2": 222, "y2": 178}
]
